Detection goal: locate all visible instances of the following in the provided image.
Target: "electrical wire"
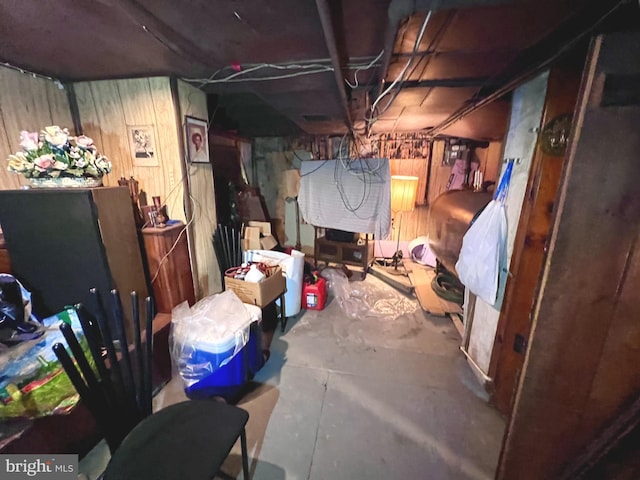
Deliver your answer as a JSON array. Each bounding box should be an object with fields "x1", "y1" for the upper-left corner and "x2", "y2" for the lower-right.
[
  {"x1": 345, "y1": 49, "x2": 384, "y2": 89},
  {"x1": 300, "y1": 159, "x2": 330, "y2": 177},
  {"x1": 0, "y1": 60, "x2": 64, "y2": 88},
  {"x1": 203, "y1": 69, "x2": 334, "y2": 83},
  {"x1": 365, "y1": 12, "x2": 432, "y2": 131},
  {"x1": 368, "y1": 12, "x2": 431, "y2": 122},
  {"x1": 148, "y1": 132, "x2": 204, "y2": 285},
  {"x1": 184, "y1": 56, "x2": 383, "y2": 87}
]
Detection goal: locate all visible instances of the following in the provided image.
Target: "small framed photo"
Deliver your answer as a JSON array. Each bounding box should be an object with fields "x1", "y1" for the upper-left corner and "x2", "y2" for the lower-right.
[
  {"x1": 185, "y1": 116, "x2": 209, "y2": 164},
  {"x1": 127, "y1": 125, "x2": 159, "y2": 167}
]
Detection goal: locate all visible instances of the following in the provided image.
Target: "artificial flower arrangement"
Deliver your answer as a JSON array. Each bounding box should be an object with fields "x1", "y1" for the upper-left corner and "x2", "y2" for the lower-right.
[{"x1": 6, "y1": 126, "x2": 111, "y2": 179}]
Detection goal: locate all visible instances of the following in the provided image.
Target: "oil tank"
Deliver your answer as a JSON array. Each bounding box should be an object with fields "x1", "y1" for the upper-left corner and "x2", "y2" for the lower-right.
[{"x1": 427, "y1": 189, "x2": 492, "y2": 277}]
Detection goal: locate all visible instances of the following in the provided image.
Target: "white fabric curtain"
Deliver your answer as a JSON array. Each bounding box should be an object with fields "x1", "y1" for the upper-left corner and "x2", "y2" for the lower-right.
[{"x1": 298, "y1": 158, "x2": 391, "y2": 238}]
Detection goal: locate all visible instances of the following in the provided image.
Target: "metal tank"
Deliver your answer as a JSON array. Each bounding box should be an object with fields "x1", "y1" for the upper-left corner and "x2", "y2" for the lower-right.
[{"x1": 427, "y1": 189, "x2": 492, "y2": 276}]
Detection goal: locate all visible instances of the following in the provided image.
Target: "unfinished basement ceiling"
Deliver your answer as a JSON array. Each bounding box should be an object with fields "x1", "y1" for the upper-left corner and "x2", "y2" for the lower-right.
[{"x1": 0, "y1": 0, "x2": 633, "y2": 140}]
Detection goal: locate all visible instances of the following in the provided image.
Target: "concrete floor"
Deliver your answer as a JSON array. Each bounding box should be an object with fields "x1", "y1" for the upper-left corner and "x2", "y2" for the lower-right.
[{"x1": 79, "y1": 272, "x2": 505, "y2": 480}]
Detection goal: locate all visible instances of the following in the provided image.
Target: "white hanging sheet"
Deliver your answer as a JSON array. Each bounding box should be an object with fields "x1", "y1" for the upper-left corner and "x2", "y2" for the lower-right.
[{"x1": 298, "y1": 158, "x2": 391, "y2": 238}]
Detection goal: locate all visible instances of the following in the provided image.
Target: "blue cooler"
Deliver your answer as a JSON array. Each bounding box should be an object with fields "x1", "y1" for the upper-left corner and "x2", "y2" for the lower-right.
[
  {"x1": 244, "y1": 304, "x2": 264, "y2": 378},
  {"x1": 185, "y1": 303, "x2": 264, "y2": 400}
]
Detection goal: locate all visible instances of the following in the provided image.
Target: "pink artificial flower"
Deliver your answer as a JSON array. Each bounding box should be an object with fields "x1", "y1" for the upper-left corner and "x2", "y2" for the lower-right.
[
  {"x1": 34, "y1": 154, "x2": 54, "y2": 171},
  {"x1": 75, "y1": 135, "x2": 94, "y2": 148},
  {"x1": 19, "y1": 131, "x2": 39, "y2": 151}
]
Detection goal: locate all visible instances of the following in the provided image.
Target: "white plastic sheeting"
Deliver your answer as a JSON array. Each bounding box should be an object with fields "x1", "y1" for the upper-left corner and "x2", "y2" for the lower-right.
[
  {"x1": 320, "y1": 268, "x2": 417, "y2": 320},
  {"x1": 170, "y1": 290, "x2": 253, "y2": 387}
]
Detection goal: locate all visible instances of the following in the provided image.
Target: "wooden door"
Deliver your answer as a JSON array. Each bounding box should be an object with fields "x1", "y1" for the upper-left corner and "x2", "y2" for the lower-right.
[
  {"x1": 488, "y1": 62, "x2": 583, "y2": 416},
  {"x1": 497, "y1": 32, "x2": 640, "y2": 479}
]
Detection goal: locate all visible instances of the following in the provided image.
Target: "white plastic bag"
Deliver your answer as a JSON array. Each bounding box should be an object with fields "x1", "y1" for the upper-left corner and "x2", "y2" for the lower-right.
[
  {"x1": 170, "y1": 290, "x2": 252, "y2": 388},
  {"x1": 455, "y1": 200, "x2": 507, "y2": 305},
  {"x1": 455, "y1": 160, "x2": 513, "y2": 306}
]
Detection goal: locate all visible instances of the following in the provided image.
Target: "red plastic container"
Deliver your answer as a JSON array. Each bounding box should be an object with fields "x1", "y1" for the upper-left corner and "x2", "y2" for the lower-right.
[{"x1": 302, "y1": 277, "x2": 327, "y2": 311}]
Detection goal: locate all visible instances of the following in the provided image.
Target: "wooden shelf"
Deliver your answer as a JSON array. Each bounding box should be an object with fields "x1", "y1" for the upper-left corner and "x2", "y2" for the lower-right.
[
  {"x1": 142, "y1": 223, "x2": 195, "y2": 313},
  {"x1": 314, "y1": 232, "x2": 374, "y2": 273}
]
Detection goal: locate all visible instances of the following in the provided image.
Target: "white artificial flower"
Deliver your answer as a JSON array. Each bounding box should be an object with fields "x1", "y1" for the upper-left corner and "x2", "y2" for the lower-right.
[{"x1": 43, "y1": 126, "x2": 69, "y2": 147}]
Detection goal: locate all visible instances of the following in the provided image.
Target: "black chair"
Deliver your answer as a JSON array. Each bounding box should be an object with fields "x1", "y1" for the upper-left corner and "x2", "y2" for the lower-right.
[
  {"x1": 52, "y1": 288, "x2": 250, "y2": 480},
  {"x1": 212, "y1": 223, "x2": 243, "y2": 288}
]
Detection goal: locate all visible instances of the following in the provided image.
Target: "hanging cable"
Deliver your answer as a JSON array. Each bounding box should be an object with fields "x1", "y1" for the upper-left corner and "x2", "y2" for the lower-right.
[
  {"x1": 345, "y1": 49, "x2": 385, "y2": 89},
  {"x1": 366, "y1": 11, "x2": 432, "y2": 132}
]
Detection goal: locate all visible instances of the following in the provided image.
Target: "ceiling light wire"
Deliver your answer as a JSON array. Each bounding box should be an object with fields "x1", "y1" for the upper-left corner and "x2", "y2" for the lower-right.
[
  {"x1": 0, "y1": 61, "x2": 62, "y2": 86},
  {"x1": 184, "y1": 57, "x2": 383, "y2": 87},
  {"x1": 345, "y1": 49, "x2": 385, "y2": 89},
  {"x1": 365, "y1": 11, "x2": 432, "y2": 132}
]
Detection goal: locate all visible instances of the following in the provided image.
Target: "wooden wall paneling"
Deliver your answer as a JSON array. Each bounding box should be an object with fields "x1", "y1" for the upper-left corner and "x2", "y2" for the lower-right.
[
  {"x1": 45, "y1": 81, "x2": 75, "y2": 131},
  {"x1": 75, "y1": 78, "x2": 186, "y2": 222},
  {"x1": 488, "y1": 65, "x2": 582, "y2": 416},
  {"x1": 0, "y1": 67, "x2": 72, "y2": 190},
  {"x1": 178, "y1": 80, "x2": 220, "y2": 296},
  {"x1": 426, "y1": 140, "x2": 450, "y2": 205},
  {"x1": 74, "y1": 81, "x2": 133, "y2": 189},
  {"x1": 498, "y1": 33, "x2": 640, "y2": 479},
  {"x1": 579, "y1": 234, "x2": 640, "y2": 438},
  {"x1": 473, "y1": 141, "x2": 503, "y2": 187},
  {"x1": 147, "y1": 78, "x2": 184, "y2": 223},
  {"x1": 484, "y1": 141, "x2": 503, "y2": 185},
  {"x1": 116, "y1": 78, "x2": 177, "y2": 220}
]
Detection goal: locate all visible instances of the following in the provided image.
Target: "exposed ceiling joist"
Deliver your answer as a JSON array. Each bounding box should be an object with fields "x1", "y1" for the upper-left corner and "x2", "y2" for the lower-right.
[
  {"x1": 2, "y1": 0, "x2": 630, "y2": 139},
  {"x1": 111, "y1": 0, "x2": 217, "y2": 69},
  {"x1": 315, "y1": 0, "x2": 355, "y2": 134},
  {"x1": 428, "y1": 0, "x2": 628, "y2": 137},
  {"x1": 385, "y1": 76, "x2": 495, "y2": 89}
]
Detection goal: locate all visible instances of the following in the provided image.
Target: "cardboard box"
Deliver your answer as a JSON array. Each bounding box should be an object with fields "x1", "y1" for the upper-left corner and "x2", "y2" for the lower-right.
[
  {"x1": 259, "y1": 234, "x2": 278, "y2": 250},
  {"x1": 244, "y1": 221, "x2": 277, "y2": 250},
  {"x1": 225, "y1": 266, "x2": 286, "y2": 307},
  {"x1": 243, "y1": 226, "x2": 262, "y2": 250},
  {"x1": 248, "y1": 221, "x2": 271, "y2": 235}
]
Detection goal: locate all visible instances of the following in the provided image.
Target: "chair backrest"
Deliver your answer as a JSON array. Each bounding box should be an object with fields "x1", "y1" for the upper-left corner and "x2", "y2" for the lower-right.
[
  {"x1": 52, "y1": 288, "x2": 154, "y2": 453},
  {"x1": 212, "y1": 223, "x2": 243, "y2": 287}
]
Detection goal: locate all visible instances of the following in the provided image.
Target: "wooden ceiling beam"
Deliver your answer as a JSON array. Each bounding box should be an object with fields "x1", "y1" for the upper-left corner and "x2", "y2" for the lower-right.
[
  {"x1": 111, "y1": 0, "x2": 221, "y2": 69},
  {"x1": 427, "y1": 0, "x2": 628, "y2": 137},
  {"x1": 315, "y1": 0, "x2": 354, "y2": 134},
  {"x1": 383, "y1": 76, "x2": 497, "y2": 89}
]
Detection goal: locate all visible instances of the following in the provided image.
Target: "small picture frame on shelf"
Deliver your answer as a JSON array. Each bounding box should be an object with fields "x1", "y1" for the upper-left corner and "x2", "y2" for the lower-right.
[
  {"x1": 185, "y1": 116, "x2": 209, "y2": 164},
  {"x1": 127, "y1": 125, "x2": 159, "y2": 167}
]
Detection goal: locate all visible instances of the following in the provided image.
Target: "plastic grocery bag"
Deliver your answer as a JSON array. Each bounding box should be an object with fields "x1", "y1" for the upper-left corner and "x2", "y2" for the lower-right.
[
  {"x1": 455, "y1": 161, "x2": 513, "y2": 306},
  {"x1": 0, "y1": 310, "x2": 85, "y2": 419},
  {"x1": 455, "y1": 201, "x2": 507, "y2": 305}
]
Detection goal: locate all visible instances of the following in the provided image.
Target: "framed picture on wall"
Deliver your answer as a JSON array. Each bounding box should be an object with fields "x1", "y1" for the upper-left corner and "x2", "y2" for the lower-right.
[
  {"x1": 185, "y1": 116, "x2": 209, "y2": 164},
  {"x1": 127, "y1": 125, "x2": 159, "y2": 167}
]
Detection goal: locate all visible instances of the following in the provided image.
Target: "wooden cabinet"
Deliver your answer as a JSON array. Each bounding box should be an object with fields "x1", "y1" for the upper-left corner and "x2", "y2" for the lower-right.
[
  {"x1": 0, "y1": 187, "x2": 148, "y2": 336},
  {"x1": 142, "y1": 223, "x2": 195, "y2": 313},
  {"x1": 0, "y1": 233, "x2": 11, "y2": 274},
  {"x1": 314, "y1": 232, "x2": 374, "y2": 273}
]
